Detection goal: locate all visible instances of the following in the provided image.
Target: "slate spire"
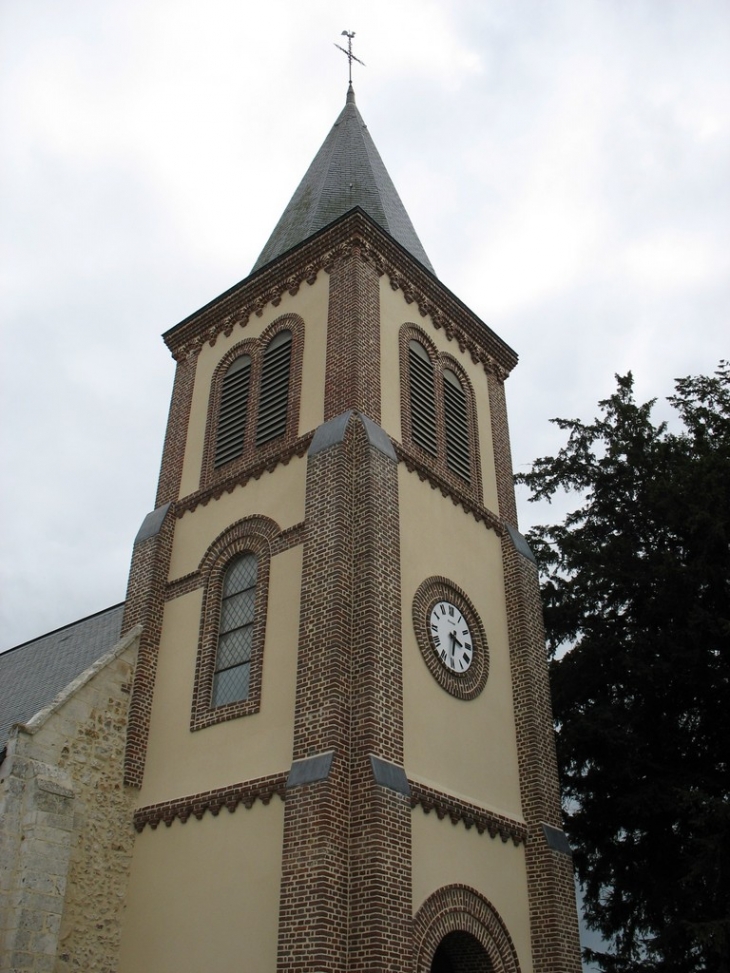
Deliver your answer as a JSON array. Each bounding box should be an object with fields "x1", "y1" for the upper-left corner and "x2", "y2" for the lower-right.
[{"x1": 252, "y1": 86, "x2": 434, "y2": 274}]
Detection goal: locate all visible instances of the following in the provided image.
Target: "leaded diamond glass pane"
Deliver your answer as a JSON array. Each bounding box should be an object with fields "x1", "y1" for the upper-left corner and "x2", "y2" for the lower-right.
[
  {"x1": 223, "y1": 554, "x2": 257, "y2": 596},
  {"x1": 216, "y1": 627, "x2": 252, "y2": 670},
  {"x1": 220, "y1": 588, "x2": 256, "y2": 632},
  {"x1": 212, "y1": 662, "x2": 250, "y2": 706}
]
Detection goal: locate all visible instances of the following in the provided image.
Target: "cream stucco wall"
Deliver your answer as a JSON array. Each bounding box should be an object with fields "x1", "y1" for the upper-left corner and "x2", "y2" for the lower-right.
[
  {"x1": 138, "y1": 544, "x2": 301, "y2": 806},
  {"x1": 168, "y1": 458, "x2": 306, "y2": 582},
  {"x1": 400, "y1": 469, "x2": 522, "y2": 818},
  {"x1": 178, "y1": 271, "x2": 329, "y2": 499},
  {"x1": 119, "y1": 800, "x2": 284, "y2": 973},
  {"x1": 412, "y1": 810, "x2": 533, "y2": 973},
  {"x1": 379, "y1": 280, "x2": 500, "y2": 515}
]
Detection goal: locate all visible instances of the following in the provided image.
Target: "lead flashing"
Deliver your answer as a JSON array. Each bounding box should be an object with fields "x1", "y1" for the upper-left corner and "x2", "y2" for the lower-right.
[
  {"x1": 542, "y1": 823, "x2": 573, "y2": 856},
  {"x1": 134, "y1": 503, "x2": 172, "y2": 545},
  {"x1": 308, "y1": 411, "x2": 354, "y2": 455},
  {"x1": 360, "y1": 414, "x2": 397, "y2": 461},
  {"x1": 505, "y1": 523, "x2": 536, "y2": 564},
  {"x1": 309, "y1": 412, "x2": 397, "y2": 461},
  {"x1": 370, "y1": 755, "x2": 410, "y2": 796},
  {"x1": 286, "y1": 750, "x2": 335, "y2": 788}
]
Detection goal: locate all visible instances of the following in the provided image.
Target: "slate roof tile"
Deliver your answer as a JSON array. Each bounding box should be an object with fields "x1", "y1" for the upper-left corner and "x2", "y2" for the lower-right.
[
  {"x1": 0, "y1": 603, "x2": 125, "y2": 752},
  {"x1": 253, "y1": 85, "x2": 434, "y2": 274}
]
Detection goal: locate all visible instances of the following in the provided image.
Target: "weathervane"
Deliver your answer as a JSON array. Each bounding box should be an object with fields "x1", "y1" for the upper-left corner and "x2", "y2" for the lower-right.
[{"x1": 335, "y1": 30, "x2": 365, "y2": 85}]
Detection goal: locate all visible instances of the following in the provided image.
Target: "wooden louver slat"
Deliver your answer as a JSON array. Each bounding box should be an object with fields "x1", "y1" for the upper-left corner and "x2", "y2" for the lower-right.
[
  {"x1": 256, "y1": 331, "x2": 292, "y2": 446},
  {"x1": 408, "y1": 341, "x2": 437, "y2": 456},
  {"x1": 214, "y1": 355, "x2": 252, "y2": 467},
  {"x1": 443, "y1": 369, "x2": 471, "y2": 482}
]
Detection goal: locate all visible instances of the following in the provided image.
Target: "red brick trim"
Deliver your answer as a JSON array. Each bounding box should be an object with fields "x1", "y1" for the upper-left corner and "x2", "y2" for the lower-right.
[
  {"x1": 271, "y1": 520, "x2": 306, "y2": 554},
  {"x1": 348, "y1": 418, "x2": 411, "y2": 970},
  {"x1": 133, "y1": 771, "x2": 287, "y2": 832},
  {"x1": 409, "y1": 780, "x2": 527, "y2": 846},
  {"x1": 278, "y1": 421, "x2": 355, "y2": 971},
  {"x1": 412, "y1": 577, "x2": 489, "y2": 700},
  {"x1": 501, "y1": 533, "x2": 582, "y2": 971},
  {"x1": 164, "y1": 571, "x2": 202, "y2": 602},
  {"x1": 163, "y1": 212, "x2": 517, "y2": 380},
  {"x1": 190, "y1": 516, "x2": 280, "y2": 731},
  {"x1": 413, "y1": 885, "x2": 522, "y2": 973},
  {"x1": 156, "y1": 348, "x2": 199, "y2": 506},
  {"x1": 487, "y1": 371, "x2": 518, "y2": 526},
  {"x1": 276, "y1": 413, "x2": 411, "y2": 971},
  {"x1": 199, "y1": 314, "x2": 305, "y2": 492},
  {"x1": 324, "y1": 248, "x2": 381, "y2": 422},
  {"x1": 399, "y1": 324, "x2": 483, "y2": 505},
  {"x1": 175, "y1": 433, "x2": 313, "y2": 517},
  {"x1": 123, "y1": 507, "x2": 175, "y2": 788}
]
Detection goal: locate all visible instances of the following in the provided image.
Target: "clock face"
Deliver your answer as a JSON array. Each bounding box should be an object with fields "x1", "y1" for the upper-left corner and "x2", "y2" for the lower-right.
[
  {"x1": 413, "y1": 577, "x2": 488, "y2": 700},
  {"x1": 429, "y1": 601, "x2": 473, "y2": 672}
]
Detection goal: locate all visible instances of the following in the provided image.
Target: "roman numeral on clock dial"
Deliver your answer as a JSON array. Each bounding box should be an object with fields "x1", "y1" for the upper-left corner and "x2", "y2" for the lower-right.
[{"x1": 428, "y1": 600, "x2": 473, "y2": 673}]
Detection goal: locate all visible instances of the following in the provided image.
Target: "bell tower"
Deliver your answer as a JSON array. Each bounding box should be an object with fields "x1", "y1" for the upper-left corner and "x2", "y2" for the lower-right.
[{"x1": 117, "y1": 84, "x2": 581, "y2": 972}]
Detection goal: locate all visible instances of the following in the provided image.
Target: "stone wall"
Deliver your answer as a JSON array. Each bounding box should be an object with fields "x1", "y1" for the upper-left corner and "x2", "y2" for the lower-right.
[{"x1": 0, "y1": 628, "x2": 139, "y2": 973}]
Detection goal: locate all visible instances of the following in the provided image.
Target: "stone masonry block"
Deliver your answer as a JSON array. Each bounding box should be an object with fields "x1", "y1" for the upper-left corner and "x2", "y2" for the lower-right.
[
  {"x1": 30, "y1": 931, "x2": 58, "y2": 955},
  {"x1": 20, "y1": 869, "x2": 66, "y2": 897},
  {"x1": 15, "y1": 911, "x2": 45, "y2": 934}
]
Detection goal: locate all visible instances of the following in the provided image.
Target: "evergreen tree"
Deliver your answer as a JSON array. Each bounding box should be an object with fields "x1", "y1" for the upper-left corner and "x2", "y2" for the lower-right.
[{"x1": 516, "y1": 363, "x2": 730, "y2": 972}]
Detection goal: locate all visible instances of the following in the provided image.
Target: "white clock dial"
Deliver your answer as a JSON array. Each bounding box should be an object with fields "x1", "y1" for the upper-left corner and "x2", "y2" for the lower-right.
[{"x1": 429, "y1": 601, "x2": 473, "y2": 673}]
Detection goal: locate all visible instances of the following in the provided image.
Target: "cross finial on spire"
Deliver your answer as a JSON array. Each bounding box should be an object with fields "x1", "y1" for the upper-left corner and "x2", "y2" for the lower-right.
[{"x1": 335, "y1": 30, "x2": 365, "y2": 86}]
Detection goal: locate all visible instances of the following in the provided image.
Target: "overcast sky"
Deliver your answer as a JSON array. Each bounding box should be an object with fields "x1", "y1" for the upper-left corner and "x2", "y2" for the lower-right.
[{"x1": 2, "y1": 0, "x2": 728, "y2": 655}]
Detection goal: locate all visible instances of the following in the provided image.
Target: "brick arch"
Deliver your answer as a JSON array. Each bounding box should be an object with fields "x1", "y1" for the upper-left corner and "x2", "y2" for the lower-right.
[
  {"x1": 401, "y1": 321, "x2": 440, "y2": 362},
  {"x1": 398, "y1": 322, "x2": 483, "y2": 505},
  {"x1": 190, "y1": 515, "x2": 282, "y2": 731},
  {"x1": 197, "y1": 514, "x2": 281, "y2": 576},
  {"x1": 413, "y1": 885, "x2": 521, "y2": 973},
  {"x1": 200, "y1": 313, "x2": 305, "y2": 489},
  {"x1": 438, "y1": 350, "x2": 483, "y2": 498},
  {"x1": 258, "y1": 311, "x2": 304, "y2": 348}
]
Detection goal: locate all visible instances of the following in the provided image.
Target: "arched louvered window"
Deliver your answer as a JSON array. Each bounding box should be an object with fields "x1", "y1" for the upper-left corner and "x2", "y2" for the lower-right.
[
  {"x1": 214, "y1": 354, "x2": 252, "y2": 468},
  {"x1": 256, "y1": 330, "x2": 292, "y2": 446},
  {"x1": 401, "y1": 326, "x2": 481, "y2": 499},
  {"x1": 212, "y1": 553, "x2": 258, "y2": 707},
  {"x1": 408, "y1": 340, "x2": 437, "y2": 456},
  {"x1": 443, "y1": 368, "x2": 471, "y2": 482}
]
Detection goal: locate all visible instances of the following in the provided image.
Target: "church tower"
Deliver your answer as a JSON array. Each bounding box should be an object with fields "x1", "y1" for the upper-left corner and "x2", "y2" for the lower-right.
[{"x1": 117, "y1": 84, "x2": 581, "y2": 972}]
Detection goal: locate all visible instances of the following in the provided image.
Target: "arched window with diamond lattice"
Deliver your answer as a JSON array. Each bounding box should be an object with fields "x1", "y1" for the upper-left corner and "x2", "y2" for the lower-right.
[{"x1": 212, "y1": 553, "x2": 258, "y2": 707}]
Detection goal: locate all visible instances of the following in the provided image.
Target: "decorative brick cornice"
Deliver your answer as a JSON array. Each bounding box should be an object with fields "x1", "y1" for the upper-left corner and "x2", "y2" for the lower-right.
[
  {"x1": 409, "y1": 780, "x2": 528, "y2": 847},
  {"x1": 162, "y1": 211, "x2": 517, "y2": 378},
  {"x1": 395, "y1": 441, "x2": 505, "y2": 536},
  {"x1": 324, "y1": 228, "x2": 516, "y2": 379},
  {"x1": 133, "y1": 772, "x2": 288, "y2": 832},
  {"x1": 174, "y1": 433, "x2": 313, "y2": 517}
]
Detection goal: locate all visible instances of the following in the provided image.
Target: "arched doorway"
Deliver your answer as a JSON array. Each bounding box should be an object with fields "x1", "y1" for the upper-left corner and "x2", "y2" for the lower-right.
[
  {"x1": 413, "y1": 885, "x2": 521, "y2": 973},
  {"x1": 430, "y1": 930, "x2": 492, "y2": 972}
]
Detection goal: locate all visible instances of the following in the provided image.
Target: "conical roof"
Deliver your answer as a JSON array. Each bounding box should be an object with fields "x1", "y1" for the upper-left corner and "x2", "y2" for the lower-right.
[{"x1": 252, "y1": 85, "x2": 434, "y2": 274}]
